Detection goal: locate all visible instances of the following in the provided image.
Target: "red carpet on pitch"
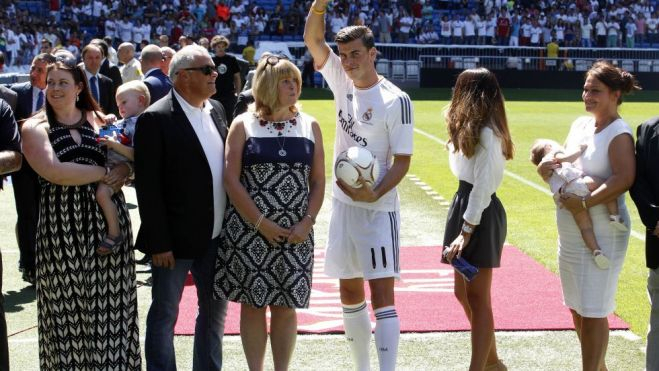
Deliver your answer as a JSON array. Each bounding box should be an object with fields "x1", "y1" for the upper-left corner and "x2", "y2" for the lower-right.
[{"x1": 174, "y1": 245, "x2": 628, "y2": 335}]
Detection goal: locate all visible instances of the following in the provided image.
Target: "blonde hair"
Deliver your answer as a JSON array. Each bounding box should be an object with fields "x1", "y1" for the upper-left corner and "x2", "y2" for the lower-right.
[
  {"x1": 251, "y1": 57, "x2": 301, "y2": 117},
  {"x1": 116, "y1": 80, "x2": 151, "y2": 107},
  {"x1": 446, "y1": 68, "x2": 514, "y2": 160}
]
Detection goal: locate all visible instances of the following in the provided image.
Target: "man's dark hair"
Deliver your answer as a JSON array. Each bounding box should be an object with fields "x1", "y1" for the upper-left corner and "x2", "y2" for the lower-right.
[
  {"x1": 33, "y1": 53, "x2": 56, "y2": 64},
  {"x1": 335, "y1": 26, "x2": 375, "y2": 49}
]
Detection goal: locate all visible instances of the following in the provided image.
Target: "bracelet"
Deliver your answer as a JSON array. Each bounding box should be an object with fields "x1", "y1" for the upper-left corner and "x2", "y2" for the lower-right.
[
  {"x1": 105, "y1": 166, "x2": 111, "y2": 175},
  {"x1": 581, "y1": 196, "x2": 588, "y2": 210},
  {"x1": 254, "y1": 213, "x2": 265, "y2": 230},
  {"x1": 311, "y1": 5, "x2": 326, "y2": 15},
  {"x1": 305, "y1": 214, "x2": 316, "y2": 224}
]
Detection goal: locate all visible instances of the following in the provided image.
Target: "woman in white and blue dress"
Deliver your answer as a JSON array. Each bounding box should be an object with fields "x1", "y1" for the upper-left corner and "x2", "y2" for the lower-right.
[
  {"x1": 442, "y1": 68, "x2": 514, "y2": 371},
  {"x1": 539, "y1": 61, "x2": 638, "y2": 370},
  {"x1": 214, "y1": 55, "x2": 325, "y2": 370}
]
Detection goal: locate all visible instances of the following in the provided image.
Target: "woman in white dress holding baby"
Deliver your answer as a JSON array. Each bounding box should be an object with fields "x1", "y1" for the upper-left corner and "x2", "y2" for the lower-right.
[{"x1": 538, "y1": 60, "x2": 639, "y2": 370}]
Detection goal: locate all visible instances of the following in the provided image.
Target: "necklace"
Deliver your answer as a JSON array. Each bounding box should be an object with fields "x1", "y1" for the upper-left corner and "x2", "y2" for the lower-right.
[
  {"x1": 259, "y1": 114, "x2": 298, "y2": 157},
  {"x1": 276, "y1": 133, "x2": 287, "y2": 157}
]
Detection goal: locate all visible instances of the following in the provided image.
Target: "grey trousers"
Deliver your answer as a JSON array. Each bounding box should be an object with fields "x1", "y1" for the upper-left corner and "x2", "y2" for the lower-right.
[{"x1": 648, "y1": 268, "x2": 659, "y2": 371}]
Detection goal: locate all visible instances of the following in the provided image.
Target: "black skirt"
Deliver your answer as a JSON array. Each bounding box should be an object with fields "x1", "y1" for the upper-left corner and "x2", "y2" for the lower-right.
[{"x1": 442, "y1": 180, "x2": 507, "y2": 268}]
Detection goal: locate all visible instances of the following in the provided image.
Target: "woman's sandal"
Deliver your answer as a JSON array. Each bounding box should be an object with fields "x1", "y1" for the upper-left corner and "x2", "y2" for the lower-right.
[
  {"x1": 97, "y1": 234, "x2": 124, "y2": 256},
  {"x1": 592, "y1": 249, "x2": 610, "y2": 270}
]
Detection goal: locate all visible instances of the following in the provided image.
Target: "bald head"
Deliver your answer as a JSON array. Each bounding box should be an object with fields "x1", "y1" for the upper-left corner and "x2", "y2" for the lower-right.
[
  {"x1": 117, "y1": 42, "x2": 136, "y2": 64},
  {"x1": 140, "y1": 44, "x2": 163, "y2": 72}
]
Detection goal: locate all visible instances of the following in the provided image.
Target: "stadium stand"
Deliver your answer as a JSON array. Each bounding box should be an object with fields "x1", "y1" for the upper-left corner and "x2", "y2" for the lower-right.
[{"x1": 1, "y1": 0, "x2": 659, "y2": 83}]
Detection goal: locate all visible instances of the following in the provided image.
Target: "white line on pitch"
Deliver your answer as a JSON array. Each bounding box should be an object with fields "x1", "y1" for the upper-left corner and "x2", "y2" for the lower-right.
[{"x1": 414, "y1": 127, "x2": 646, "y2": 242}]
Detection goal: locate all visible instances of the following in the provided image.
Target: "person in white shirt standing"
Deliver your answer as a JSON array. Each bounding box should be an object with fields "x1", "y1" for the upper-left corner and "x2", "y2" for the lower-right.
[
  {"x1": 305, "y1": 2, "x2": 414, "y2": 370},
  {"x1": 452, "y1": 14, "x2": 465, "y2": 44},
  {"x1": 118, "y1": 42, "x2": 142, "y2": 83},
  {"x1": 443, "y1": 68, "x2": 514, "y2": 371}
]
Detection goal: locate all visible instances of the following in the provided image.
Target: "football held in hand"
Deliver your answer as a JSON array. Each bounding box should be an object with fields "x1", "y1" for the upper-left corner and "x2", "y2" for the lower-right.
[{"x1": 334, "y1": 146, "x2": 380, "y2": 188}]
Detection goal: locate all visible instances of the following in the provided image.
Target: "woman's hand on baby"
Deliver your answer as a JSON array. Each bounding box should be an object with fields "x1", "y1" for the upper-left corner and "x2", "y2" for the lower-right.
[
  {"x1": 537, "y1": 157, "x2": 559, "y2": 181},
  {"x1": 103, "y1": 114, "x2": 118, "y2": 125},
  {"x1": 559, "y1": 192, "x2": 583, "y2": 214}
]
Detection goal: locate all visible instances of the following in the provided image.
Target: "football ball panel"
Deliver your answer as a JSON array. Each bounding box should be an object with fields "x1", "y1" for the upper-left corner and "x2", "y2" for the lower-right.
[
  {"x1": 335, "y1": 159, "x2": 361, "y2": 188},
  {"x1": 334, "y1": 146, "x2": 379, "y2": 189}
]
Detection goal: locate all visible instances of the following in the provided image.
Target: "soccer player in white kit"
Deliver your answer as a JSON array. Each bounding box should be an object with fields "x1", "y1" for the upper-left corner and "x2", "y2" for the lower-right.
[{"x1": 304, "y1": 3, "x2": 414, "y2": 370}]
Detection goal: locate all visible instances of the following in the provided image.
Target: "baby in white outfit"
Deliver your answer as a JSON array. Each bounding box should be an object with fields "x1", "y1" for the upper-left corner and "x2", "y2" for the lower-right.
[{"x1": 531, "y1": 139, "x2": 627, "y2": 269}]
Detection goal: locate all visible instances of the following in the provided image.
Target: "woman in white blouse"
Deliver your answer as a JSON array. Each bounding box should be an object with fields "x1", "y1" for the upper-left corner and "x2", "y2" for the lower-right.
[{"x1": 443, "y1": 68, "x2": 514, "y2": 371}]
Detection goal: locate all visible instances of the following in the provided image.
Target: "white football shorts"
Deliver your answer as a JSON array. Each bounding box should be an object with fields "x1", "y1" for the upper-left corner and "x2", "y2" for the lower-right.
[{"x1": 325, "y1": 199, "x2": 401, "y2": 280}]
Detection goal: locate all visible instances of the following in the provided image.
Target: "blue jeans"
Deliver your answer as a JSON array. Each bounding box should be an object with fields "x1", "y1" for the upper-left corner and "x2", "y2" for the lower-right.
[
  {"x1": 648, "y1": 268, "x2": 659, "y2": 371},
  {"x1": 145, "y1": 237, "x2": 228, "y2": 371}
]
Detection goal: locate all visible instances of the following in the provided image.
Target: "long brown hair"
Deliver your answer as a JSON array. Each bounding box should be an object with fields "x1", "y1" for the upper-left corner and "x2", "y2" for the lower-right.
[
  {"x1": 43, "y1": 54, "x2": 103, "y2": 124},
  {"x1": 445, "y1": 68, "x2": 514, "y2": 160}
]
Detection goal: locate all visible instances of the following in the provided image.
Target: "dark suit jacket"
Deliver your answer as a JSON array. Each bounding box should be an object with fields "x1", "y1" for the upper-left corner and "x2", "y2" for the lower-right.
[
  {"x1": 630, "y1": 116, "x2": 659, "y2": 269},
  {"x1": 8, "y1": 81, "x2": 34, "y2": 121},
  {"x1": 100, "y1": 58, "x2": 123, "y2": 92},
  {"x1": 96, "y1": 73, "x2": 119, "y2": 116},
  {"x1": 133, "y1": 91, "x2": 228, "y2": 259},
  {"x1": 233, "y1": 88, "x2": 254, "y2": 121},
  {"x1": 143, "y1": 69, "x2": 173, "y2": 105},
  {"x1": 0, "y1": 85, "x2": 17, "y2": 113}
]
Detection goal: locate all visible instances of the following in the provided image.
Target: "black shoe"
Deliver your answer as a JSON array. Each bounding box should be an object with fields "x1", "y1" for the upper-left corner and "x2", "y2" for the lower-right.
[
  {"x1": 22, "y1": 269, "x2": 36, "y2": 286},
  {"x1": 135, "y1": 255, "x2": 151, "y2": 265}
]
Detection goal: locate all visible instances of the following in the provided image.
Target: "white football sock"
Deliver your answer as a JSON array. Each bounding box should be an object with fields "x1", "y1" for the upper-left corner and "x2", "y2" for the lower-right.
[
  {"x1": 343, "y1": 301, "x2": 372, "y2": 371},
  {"x1": 374, "y1": 306, "x2": 400, "y2": 371}
]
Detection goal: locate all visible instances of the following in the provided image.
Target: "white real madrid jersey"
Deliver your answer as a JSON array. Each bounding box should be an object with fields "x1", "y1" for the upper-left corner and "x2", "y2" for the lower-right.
[{"x1": 319, "y1": 51, "x2": 414, "y2": 212}]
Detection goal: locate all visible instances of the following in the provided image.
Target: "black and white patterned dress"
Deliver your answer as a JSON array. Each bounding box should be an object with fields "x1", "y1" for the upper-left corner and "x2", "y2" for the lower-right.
[
  {"x1": 36, "y1": 117, "x2": 141, "y2": 370},
  {"x1": 214, "y1": 111, "x2": 316, "y2": 308}
]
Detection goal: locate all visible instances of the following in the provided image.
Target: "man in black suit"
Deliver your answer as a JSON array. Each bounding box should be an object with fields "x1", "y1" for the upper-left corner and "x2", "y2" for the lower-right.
[
  {"x1": 0, "y1": 86, "x2": 16, "y2": 113},
  {"x1": 134, "y1": 45, "x2": 228, "y2": 370},
  {"x1": 82, "y1": 44, "x2": 119, "y2": 116},
  {"x1": 90, "y1": 38, "x2": 123, "y2": 92},
  {"x1": 9, "y1": 53, "x2": 54, "y2": 284},
  {"x1": 140, "y1": 44, "x2": 173, "y2": 105},
  {"x1": 630, "y1": 117, "x2": 659, "y2": 371},
  {"x1": 0, "y1": 97, "x2": 22, "y2": 371}
]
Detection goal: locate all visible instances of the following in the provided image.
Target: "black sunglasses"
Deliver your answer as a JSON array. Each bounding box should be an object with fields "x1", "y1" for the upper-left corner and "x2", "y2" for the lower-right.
[
  {"x1": 55, "y1": 54, "x2": 77, "y2": 67},
  {"x1": 182, "y1": 65, "x2": 216, "y2": 75},
  {"x1": 263, "y1": 54, "x2": 289, "y2": 67}
]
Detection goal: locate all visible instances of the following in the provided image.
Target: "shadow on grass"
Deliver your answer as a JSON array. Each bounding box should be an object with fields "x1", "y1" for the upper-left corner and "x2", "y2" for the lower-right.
[{"x1": 4, "y1": 286, "x2": 36, "y2": 313}]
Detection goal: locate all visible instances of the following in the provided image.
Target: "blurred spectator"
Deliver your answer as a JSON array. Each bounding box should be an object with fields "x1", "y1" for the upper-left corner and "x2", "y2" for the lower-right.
[
  {"x1": 418, "y1": 24, "x2": 440, "y2": 44},
  {"x1": 118, "y1": 42, "x2": 142, "y2": 83},
  {"x1": 159, "y1": 34, "x2": 170, "y2": 47},
  {"x1": 242, "y1": 41, "x2": 255, "y2": 66},
  {"x1": 210, "y1": 35, "x2": 241, "y2": 124},
  {"x1": 160, "y1": 47, "x2": 176, "y2": 75}
]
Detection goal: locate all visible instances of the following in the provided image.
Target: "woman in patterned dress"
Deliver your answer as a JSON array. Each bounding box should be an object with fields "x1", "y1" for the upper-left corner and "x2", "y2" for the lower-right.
[
  {"x1": 20, "y1": 53, "x2": 141, "y2": 370},
  {"x1": 214, "y1": 55, "x2": 325, "y2": 370}
]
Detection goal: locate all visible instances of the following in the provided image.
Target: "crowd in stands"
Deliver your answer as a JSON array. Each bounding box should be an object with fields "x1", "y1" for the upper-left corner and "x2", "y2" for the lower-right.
[{"x1": 0, "y1": 0, "x2": 657, "y2": 69}]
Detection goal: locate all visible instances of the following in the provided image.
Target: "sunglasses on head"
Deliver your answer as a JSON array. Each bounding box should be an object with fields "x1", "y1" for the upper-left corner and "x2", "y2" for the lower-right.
[
  {"x1": 54, "y1": 54, "x2": 77, "y2": 68},
  {"x1": 181, "y1": 65, "x2": 216, "y2": 75},
  {"x1": 264, "y1": 54, "x2": 289, "y2": 67}
]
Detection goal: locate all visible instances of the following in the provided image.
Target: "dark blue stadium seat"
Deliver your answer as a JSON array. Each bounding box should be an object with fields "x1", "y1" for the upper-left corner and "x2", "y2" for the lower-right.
[
  {"x1": 258, "y1": 35, "x2": 271, "y2": 41},
  {"x1": 282, "y1": 35, "x2": 294, "y2": 41},
  {"x1": 271, "y1": 35, "x2": 283, "y2": 41}
]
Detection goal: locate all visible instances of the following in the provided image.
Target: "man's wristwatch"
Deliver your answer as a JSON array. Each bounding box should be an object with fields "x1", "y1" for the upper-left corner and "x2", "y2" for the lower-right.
[{"x1": 461, "y1": 223, "x2": 474, "y2": 235}]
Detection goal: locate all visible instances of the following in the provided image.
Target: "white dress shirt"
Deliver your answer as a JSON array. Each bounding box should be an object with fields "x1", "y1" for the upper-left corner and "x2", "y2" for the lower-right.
[
  {"x1": 172, "y1": 89, "x2": 226, "y2": 238},
  {"x1": 448, "y1": 126, "x2": 506, "y2": 225}
]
